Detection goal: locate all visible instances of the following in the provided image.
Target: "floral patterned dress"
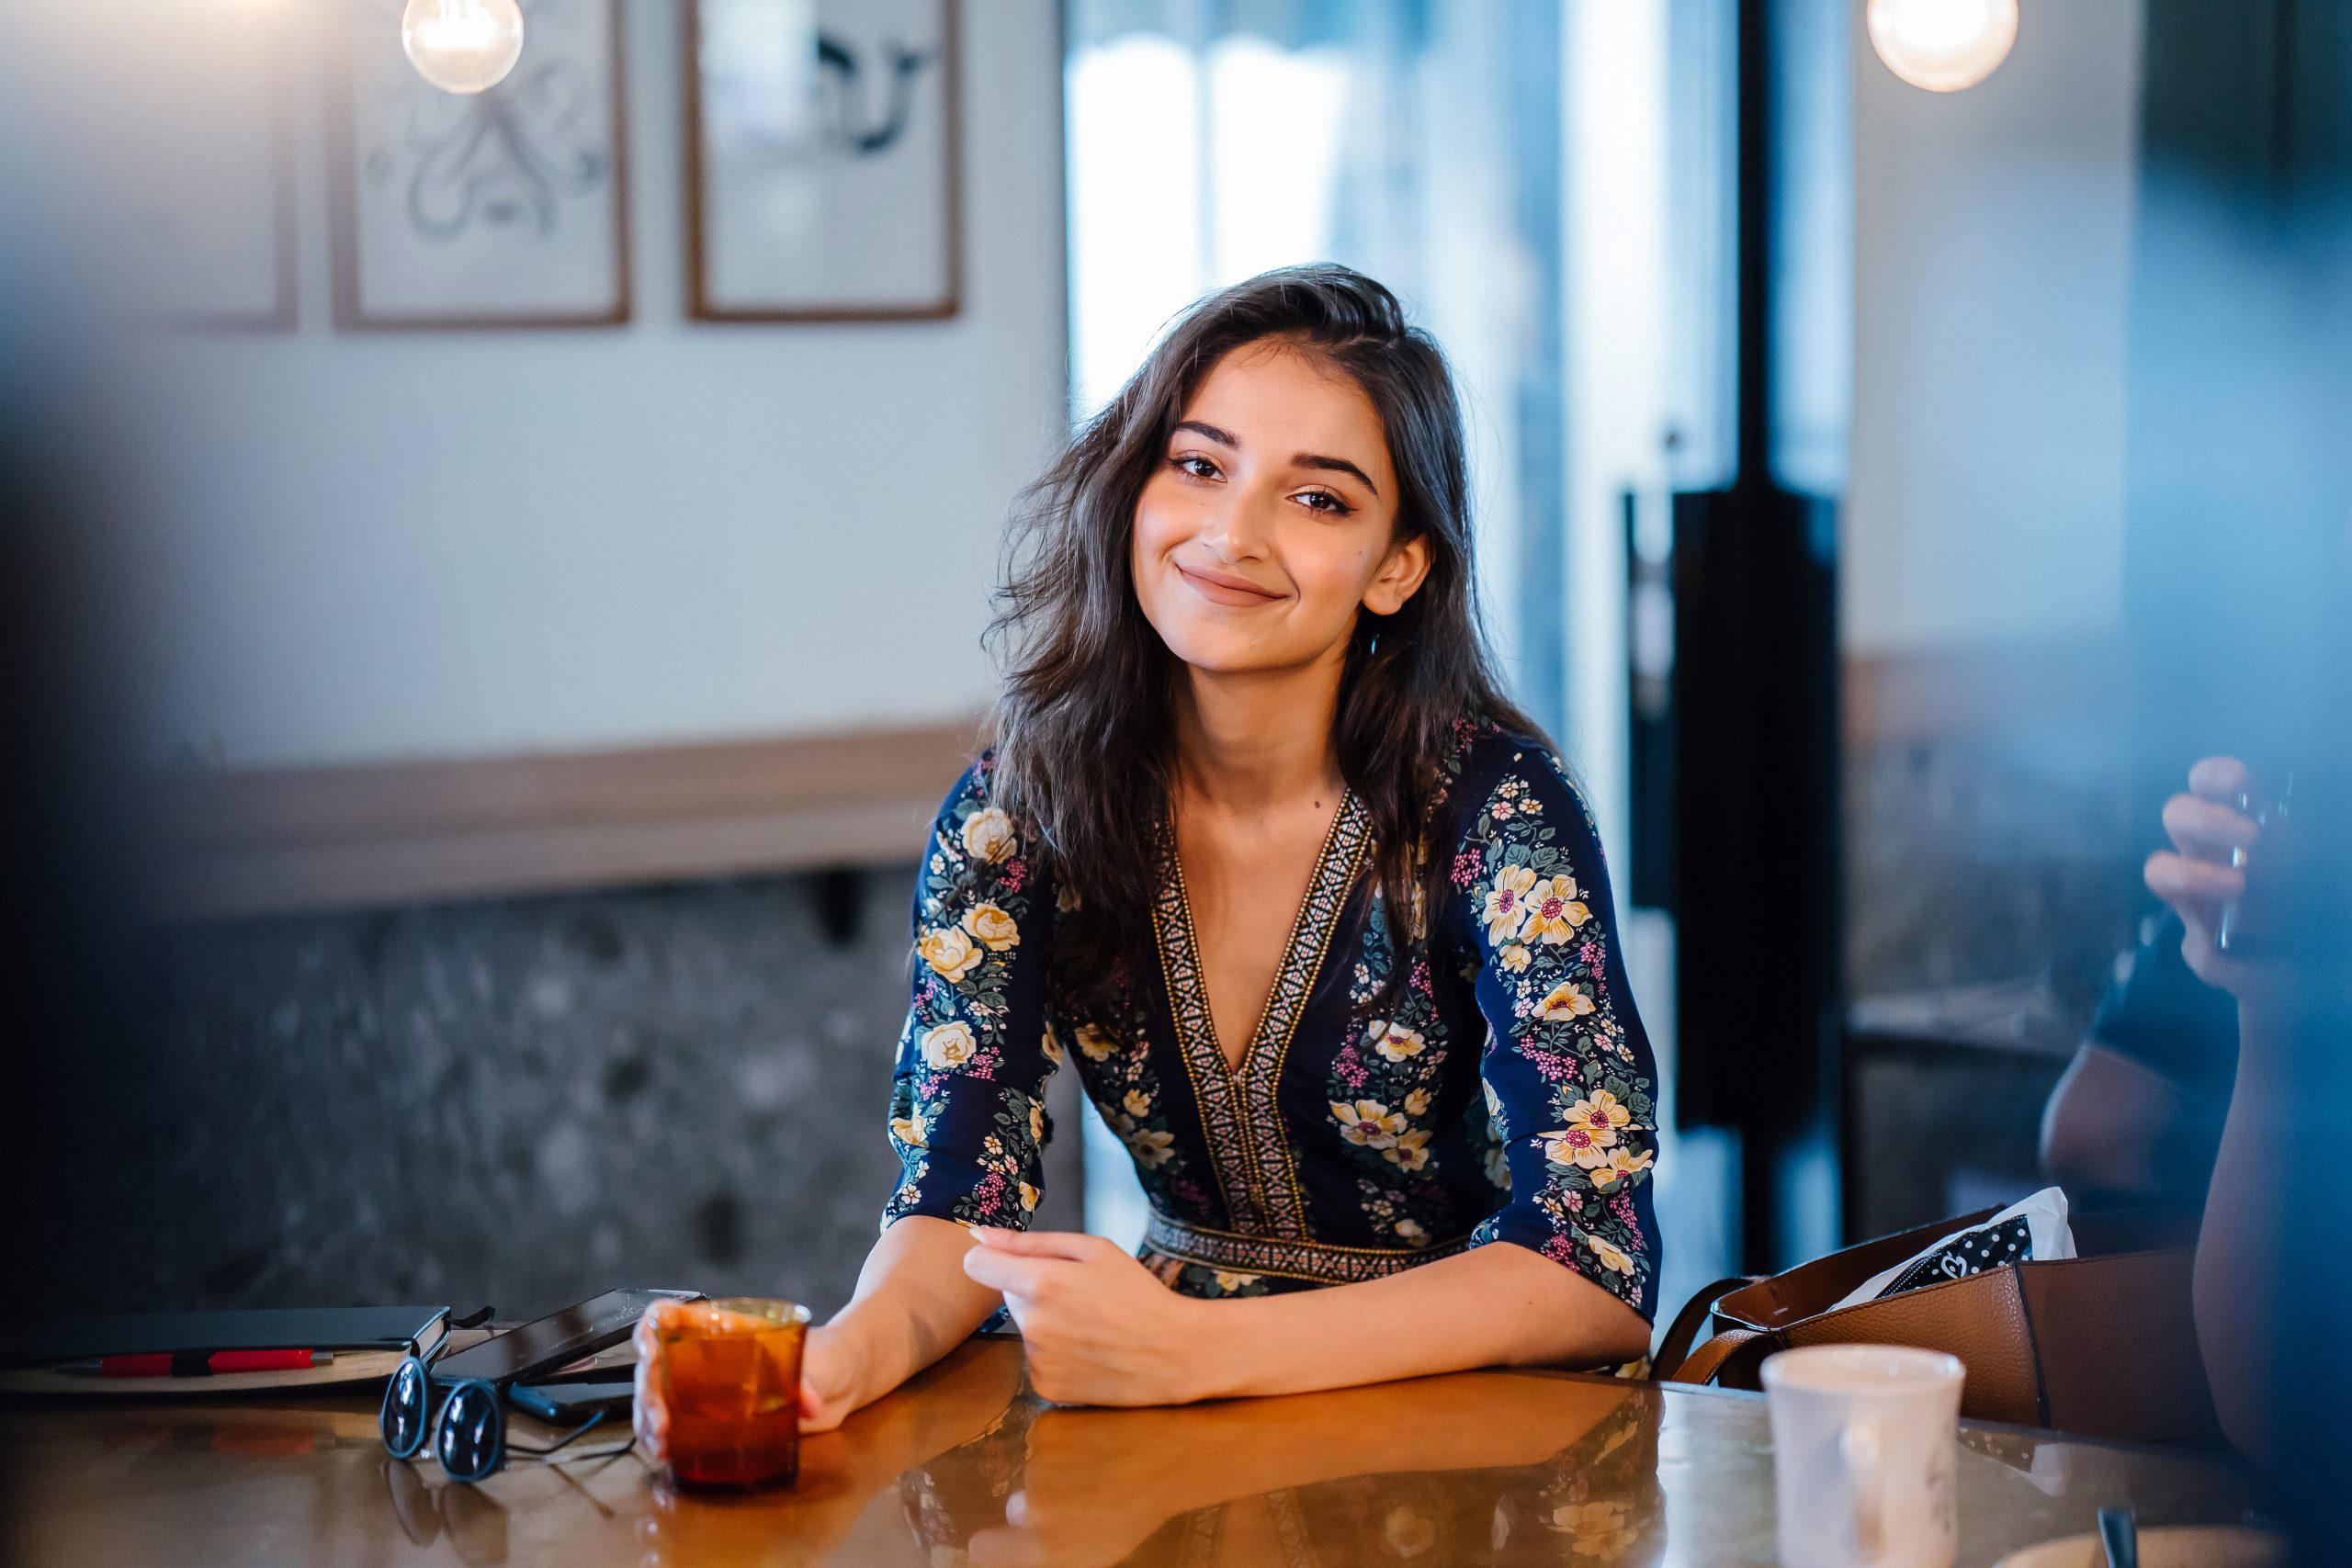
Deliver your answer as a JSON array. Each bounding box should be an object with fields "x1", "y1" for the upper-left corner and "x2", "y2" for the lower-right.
[{"x1": 882, "y1": 720, "x2": 1663, "y2": 1323}]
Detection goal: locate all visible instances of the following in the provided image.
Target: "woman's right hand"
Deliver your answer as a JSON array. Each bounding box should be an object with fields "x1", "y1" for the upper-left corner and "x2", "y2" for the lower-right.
[
  {"x1": 631, "y1": 1305, "x2": 673, "y2": 1465},
  {"x1": 797, "y1": 1322, "x2": 866, "y2": 1433}
]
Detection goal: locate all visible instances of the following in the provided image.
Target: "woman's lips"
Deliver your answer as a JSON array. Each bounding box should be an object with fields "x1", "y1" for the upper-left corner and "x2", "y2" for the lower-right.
[{"x1": 1176, "y1": 561, "x2": 1283, "y2": 607}]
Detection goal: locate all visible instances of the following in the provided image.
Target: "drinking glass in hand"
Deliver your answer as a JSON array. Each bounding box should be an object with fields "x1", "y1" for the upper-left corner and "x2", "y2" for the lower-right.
[{"x1": 638, "y1": 1297, "x2": 811, "y2": 1491}]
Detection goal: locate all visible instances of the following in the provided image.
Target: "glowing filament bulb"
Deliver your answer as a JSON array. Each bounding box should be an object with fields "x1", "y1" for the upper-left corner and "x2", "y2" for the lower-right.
[
  {"x1": 1867, "y1": 0, "x2": 2018, "y2": 93},
  {"x1": 401, "y1": 0, "x2": 526, "y2": 95}
]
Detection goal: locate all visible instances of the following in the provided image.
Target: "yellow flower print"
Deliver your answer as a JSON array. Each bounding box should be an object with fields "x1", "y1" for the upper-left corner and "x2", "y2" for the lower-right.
[
  {"x1": 1542, "y1": 1123, "x2": 1612, "y2": 1169},
  {"x1": 1368, "y1": 1019, "x2": 1426, "y2": 1063},
  {"x1": 1027, "y1": 1101, "x2": 1046, "y2": 1145},
  {"x1": 1383, "y1": 1506, "x2": 1437, "y2": 1557},
  {"x1": 1384, "y1": 1128, "x2": 1432, "y2": 1171},
  {"x1": 1519, "y1": 874, "x2": 1592, "y2": 944},
  {"x1": 1330, "y1": 1100, "x2": 1407, "y2": 1149},
  {"x1": 890, "y1": 1111, "x2": 928, "y2": 1148},
  {"x1": 1536, "y1": 982, "x2": 1596, "y2": 1022},
  {"x1": 961, "y1": 901, "x2": 1020, "y2": 952},
  {"x1": 1482, "y1": 864, "x2": 1540, "y2": 946},
  {"x1": 1484, "y1": 1080, "x2": 1504, "y2": 1121},
  {"x1": 1122, "y1": 1089, "x2": 1151, "y2": 1119},
  {"x1": 1588, "y1": 1234, "x2": 1635, "y2": 1276},
  {"x1": 1212, "y1": 1270, "x2": 1260, "y2": 1293},
  {"x1": 1589, "y1": 1145, "x2": 1655, "y2": 1191},
  {"x1": 1403, "y1": 1088, "x2": 1431, "y2": 1117},
  {"x1": 960, "y1": 806, "x2": 1017, "y2": 864},
  {"x1": 1041, "y1": 1021, "x2": 1064, "y2": 1066},
  {"x1": 920, "y1": 1021, "x2": 978, "y2": 1069},
  {"x1": 1019, "y1": 1181, "x2": 1040, "y2": 1213},
  {"x1": 1498, "y1": 942, "x2": 1532, "y2": 973},
  {"x1": 1395, "y1": 1218, "x2": 1430, "y2": 1246},
  {"x1": 1567, "y1": 1089, "x2": 1634, "y2": 1139},
  {"x1": 1125, "y1": 1127, "x2": 1177, "y2": 1169},
  {"x1": 1056, "y1": 881, "x2": 1080, "y2": 913},
  {"x1": 1076, "y1": 1022, "x2": 1118, "y2": 1061},
  {"x1": 918, "y1": 924, "x2": 983, "y2": 983},
  {"x1": 1485, "y1": 1141, "x2": 1511, "y2": 1190},
  {"x1": 1551, "y1": 1501, "x2": 1634, "y2": 1556}
]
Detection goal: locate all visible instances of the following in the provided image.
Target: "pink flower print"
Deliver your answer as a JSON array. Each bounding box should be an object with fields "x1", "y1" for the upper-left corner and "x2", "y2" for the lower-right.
[
  {"x1": 1001, "y1": 860, "x2": 1027, "y2": 892},
  {"x1": 1451, "y1": 850, "x2": 1481, "y2": 888}
]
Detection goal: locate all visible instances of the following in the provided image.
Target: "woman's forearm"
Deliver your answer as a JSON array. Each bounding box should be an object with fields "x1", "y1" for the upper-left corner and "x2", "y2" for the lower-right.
[
  {"x1": 1186, "y1": 1241, "x2": 1651, "y2": 1402},
  {"x1": 827, "y1": 1216, "x2": 1001, "y2": 1408}
]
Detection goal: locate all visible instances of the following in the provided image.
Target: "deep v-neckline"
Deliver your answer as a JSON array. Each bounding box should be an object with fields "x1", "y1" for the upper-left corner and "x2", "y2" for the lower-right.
[
  {"x1": 1168, "y1": 795, "x2": 1356, "y2": 1079},
  {"x1": 1149, "y1": 790, "x2": 1374, "y2": 1237}
]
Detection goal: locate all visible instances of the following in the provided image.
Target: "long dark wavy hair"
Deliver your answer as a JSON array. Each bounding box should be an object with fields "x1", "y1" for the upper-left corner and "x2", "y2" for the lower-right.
[{"x1": 988, "y1": 264, "x2": 1544, "y2": 1015}]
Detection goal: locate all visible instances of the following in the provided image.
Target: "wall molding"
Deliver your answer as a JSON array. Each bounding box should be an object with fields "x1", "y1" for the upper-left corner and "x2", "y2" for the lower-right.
[
  {"x1": 146, "y1": 719, "x2": 985, "y2": 922},
  {"x1": 1843, "y1": 634, "x2": 2132, "y2": 747}
]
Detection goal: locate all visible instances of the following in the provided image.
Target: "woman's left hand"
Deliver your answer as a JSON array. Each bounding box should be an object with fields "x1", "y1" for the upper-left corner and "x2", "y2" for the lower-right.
[{"x1": 959, "y1": 1227, "x2": 1209, "y2": 1407}]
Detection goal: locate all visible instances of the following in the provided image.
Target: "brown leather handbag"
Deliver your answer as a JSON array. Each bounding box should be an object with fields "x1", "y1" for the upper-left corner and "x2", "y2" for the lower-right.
[{"x1": 1654, "y1": 1208, "x2": 2222, "y2": 1443}]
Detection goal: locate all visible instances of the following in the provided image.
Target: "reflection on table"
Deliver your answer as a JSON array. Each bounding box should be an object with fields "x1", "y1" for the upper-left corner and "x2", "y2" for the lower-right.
[{"x1": 0, "y1": 1335, "x2": 2260, "y2": 1567}]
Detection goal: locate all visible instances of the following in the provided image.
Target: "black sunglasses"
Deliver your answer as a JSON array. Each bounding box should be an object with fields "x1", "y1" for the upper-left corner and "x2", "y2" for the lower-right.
[{"x1": 379, "y1": 1337, "x2": 626, "y2": 1483}]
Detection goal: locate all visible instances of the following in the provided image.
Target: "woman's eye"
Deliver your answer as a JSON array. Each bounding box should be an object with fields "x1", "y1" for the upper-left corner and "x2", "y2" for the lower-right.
[
  {"x1": 1171, "y1": 455, "x2": 1219, "y2": 480},
  {"x1": 1296, "y1": 490, "x2": 1351, "y2": 515}
]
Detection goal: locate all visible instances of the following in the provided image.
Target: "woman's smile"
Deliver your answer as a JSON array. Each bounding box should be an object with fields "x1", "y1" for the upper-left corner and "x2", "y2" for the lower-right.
[{"x1": 1175, "y1": 558, "x2": 1286, "y2": 607}]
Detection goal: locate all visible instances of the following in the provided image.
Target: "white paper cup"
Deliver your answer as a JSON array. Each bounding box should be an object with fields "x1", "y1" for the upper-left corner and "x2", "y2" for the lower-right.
[{"x1": 1764, "y1": 1343, "x2": 1966, "y2": 1568}]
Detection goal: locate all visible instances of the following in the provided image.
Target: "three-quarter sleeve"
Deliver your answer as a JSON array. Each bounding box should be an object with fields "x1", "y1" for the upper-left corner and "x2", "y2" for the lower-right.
[
  {"x1": 881, "y1": 759, "x2": 1063, "y2": 1232},
  {"x1": 1454, "y1": 742, "x2": 1663, "y2": 1320}
]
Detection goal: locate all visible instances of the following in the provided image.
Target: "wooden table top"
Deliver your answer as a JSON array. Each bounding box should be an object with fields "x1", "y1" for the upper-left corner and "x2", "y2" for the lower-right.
[{"x1": 1, "y1": 1337, "x2": 2259, "y2": 1567}]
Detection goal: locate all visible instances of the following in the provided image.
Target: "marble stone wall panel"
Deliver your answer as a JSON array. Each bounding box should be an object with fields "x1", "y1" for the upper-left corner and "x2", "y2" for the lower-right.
[{"x1": 42, "y1": 865, "x2": 1083, "y2": 1321}]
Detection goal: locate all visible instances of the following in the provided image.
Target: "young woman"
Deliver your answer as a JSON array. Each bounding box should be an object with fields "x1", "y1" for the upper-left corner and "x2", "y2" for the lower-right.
[{"x1": 805, "y1": 265, "x2": 1660, "y2": 1427}]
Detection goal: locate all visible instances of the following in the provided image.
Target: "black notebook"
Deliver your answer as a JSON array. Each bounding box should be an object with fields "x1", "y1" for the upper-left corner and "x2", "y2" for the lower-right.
[{"x1": 0, "y1": 1305, "x2": 450, "y2": 1371}]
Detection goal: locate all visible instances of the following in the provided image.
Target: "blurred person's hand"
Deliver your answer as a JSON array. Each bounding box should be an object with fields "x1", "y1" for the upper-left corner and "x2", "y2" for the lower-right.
[{"x1": 2143, "y1": 757, "x2": 2291, "y2": 1003}]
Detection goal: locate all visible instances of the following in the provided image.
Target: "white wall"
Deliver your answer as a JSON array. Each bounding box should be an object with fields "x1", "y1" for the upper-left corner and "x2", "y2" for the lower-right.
[
  {"x1": 1844, "y1": 0, "x2": 2142, "y2": 654},
  {"x1": 128, "y1": 0, "x2": 1069, "y2": 769}
]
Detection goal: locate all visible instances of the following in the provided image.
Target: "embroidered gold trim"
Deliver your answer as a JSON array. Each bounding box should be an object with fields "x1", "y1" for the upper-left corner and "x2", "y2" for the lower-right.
[
  {"x1": 1242, "y1": 794, "x2": 1372, "y2": 1235},
  {"x1": 1151, "y1": 856, "x2": 1250, "y2": 1227},
  {"x1": 1143, "y1": 1209, "x2": 1475, "y2": 1285},
  {"x1": 1150, "y1": 794, "x2": 1371, "y2": 1237}
]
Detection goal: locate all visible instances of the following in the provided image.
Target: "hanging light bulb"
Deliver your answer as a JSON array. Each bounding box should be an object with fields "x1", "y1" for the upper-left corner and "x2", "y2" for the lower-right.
[
  {"x1": 401, "y1": 0, "x2": 526, "y2": 95},
  {"x1": 1867, "y1": 0, "x2": 2018, "y2": 93}
]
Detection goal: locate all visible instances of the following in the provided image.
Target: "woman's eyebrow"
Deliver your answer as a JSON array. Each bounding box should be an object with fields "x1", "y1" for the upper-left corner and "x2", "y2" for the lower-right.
[
  {"x1": 1293, "y1": 452, "x2": 1380, "y2": 497},
  {"x1": 1170, "y1": 420, "x2": 1380, "y2": 497}
]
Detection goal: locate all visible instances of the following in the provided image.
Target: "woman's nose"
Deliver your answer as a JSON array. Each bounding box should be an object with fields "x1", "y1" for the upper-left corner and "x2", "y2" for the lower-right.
[{"x1": 1202, "y1": 487, "x2": 1276, "y2": 561}]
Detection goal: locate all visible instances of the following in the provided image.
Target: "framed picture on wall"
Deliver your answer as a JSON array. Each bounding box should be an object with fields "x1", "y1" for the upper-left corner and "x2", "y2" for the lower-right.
[
  {"x1": 685, "y1": 0, "x2": 961, "y2": 321},
  {"x1": 331, "y1": 0, "x2": 630, "y2": 328}
]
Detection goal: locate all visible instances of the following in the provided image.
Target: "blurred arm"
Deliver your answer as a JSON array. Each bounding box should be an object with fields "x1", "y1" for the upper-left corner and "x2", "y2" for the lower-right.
[{"x1": 2038, "y1": 1043, "x2": 2189, "y2": 1196}]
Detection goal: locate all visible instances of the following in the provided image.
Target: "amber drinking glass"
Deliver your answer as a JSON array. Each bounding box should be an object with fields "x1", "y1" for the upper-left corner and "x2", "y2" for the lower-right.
[{"x1": 643, "y1": 1297, "x2": 811, "y2": 1491}]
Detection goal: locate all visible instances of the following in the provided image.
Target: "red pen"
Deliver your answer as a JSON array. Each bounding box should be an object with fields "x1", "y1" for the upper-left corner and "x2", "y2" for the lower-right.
[{"x1": 52, "y1": 1349, "x2": 334, "y2": 1378}]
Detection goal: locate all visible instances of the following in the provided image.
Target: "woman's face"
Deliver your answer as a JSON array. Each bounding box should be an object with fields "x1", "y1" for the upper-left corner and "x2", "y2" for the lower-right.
[{"x1": 1131, "y1": 339, "x2": 1430, "y2": 679}]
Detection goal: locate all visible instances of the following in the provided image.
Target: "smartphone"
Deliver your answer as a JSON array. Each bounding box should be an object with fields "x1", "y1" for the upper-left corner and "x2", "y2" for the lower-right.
[
  {"x1": 508, "y1": 1379, "x2": 635, "y2": 1424},
  {"x1": 430, "y1": 1288, "x2": 701, "y2": 1387}
]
